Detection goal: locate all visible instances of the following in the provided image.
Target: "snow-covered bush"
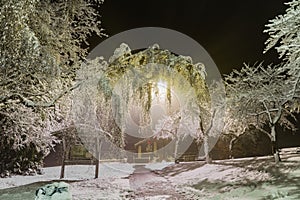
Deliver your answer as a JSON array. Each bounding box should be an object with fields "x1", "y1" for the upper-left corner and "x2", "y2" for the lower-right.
[{"x1": 0, "y1": 104, "x2": 53, "y2": 175}]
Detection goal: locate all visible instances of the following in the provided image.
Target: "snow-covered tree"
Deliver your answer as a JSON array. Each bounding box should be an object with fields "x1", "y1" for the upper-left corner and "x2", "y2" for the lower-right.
[
  {"x1": 153, "y1": 109, "x2": 203, "y2": 162},
  {"x1": 154, "y1": 112, "x2": 184, "y2": 161},
  {"x1": 264, "y1": 0, "x2": 300, "y2": 108},
  {"x1": 225, "y1": 63, "x2": 294, "y2": 163},
  {"x1": 73, "y1": 43, "x2": 210, "y2": 162},
  {"x1": 0, "y1": 0, "x2": 105, "y2": 174},
  {"x1": 153, "y1": 80, "x2": 227, "y2": 164},
  {"x1": 71, "y1": 57, "x2": 125, "y2": 160},
  {"x1": 222, "y1": 96, "x2": 249, "y2": 158},
  {"x1": 198, "y1": 81, "x2": 226, "y2": 163},
  {"x1": 264, "y1": 0, "x2": 300, "y2": 64}
]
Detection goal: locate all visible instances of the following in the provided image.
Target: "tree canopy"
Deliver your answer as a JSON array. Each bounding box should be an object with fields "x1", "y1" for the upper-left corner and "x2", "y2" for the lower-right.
[
  {"x1": 264, "y1": 0, "x2": 300, "y2": 108},
  {"x1": 100, "y1": 43, "x2": 210, "y2": 133}
]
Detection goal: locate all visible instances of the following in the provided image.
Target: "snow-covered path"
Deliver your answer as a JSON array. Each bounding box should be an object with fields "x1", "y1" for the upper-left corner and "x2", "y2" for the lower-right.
[{"x1": 129, "y1": 165, "x2": 183, "y2": 199}]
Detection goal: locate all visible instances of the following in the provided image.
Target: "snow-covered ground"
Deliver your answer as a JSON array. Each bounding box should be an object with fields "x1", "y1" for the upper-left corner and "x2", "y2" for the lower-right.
[
  {"x1": 169, "y1": 163, "x2": 271, "y2": 185},
  {"x1": 0, "y1": 162, "x2": 136, "y2": 190},
  {"x1": 144, "y1": 161, "x2": 173, "y2": 171},
  {"x1": 169, "y1": 149, "x2": 300, "y2": 199},
  {"x1": 0, "y1": 162, "x2": 174, "y2": 200},
  {"x1": 0, "y1": 149, "x2": 300, "y2": 199}
]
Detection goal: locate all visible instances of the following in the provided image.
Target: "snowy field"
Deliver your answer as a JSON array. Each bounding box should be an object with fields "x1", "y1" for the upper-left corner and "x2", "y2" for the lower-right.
[
  {"x1": 170, "y1": 149, "x2": 300, "y2": 199},
  {"x1": 0, "y1": 162, "x2": 173, "y2": 200},
  {"x1": 0, "y1": 162, "x2": 136, "y2": 200},
  {"x1": 0, "y1": 149, "x2": 300, "y2": 199},
  {"x1": 0, "y1": 162, "x2": 137, "y2": 189}
]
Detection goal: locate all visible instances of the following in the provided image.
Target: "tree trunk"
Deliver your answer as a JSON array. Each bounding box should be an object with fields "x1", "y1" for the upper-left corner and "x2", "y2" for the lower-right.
[
  {"x1": 95, "y1": 139, "x2": 102, "y2": 179},
  {"x1": 271, "y1": 125, "x2": 281, "y2": 163},
  {"x1": 229, "y1": 136, "x2": 236, "y2": 159},
  {"x1": 204, "y1": 135, "x2": 211, "y2": 164},
  {"x1": 174, "y1": 137, "x2": 179, "y2": 163}
]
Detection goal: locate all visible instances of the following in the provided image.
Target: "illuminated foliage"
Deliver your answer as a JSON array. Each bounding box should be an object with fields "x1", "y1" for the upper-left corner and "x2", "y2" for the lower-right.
[
  {"x1": 0, "y1": 0, "x2": 104, "y2": 174},
  {"x1": 74, "y1": 43, "x2": 211, "y2": 160},
  {"x1": 102, "y1": 43, "x2": 209, "y2": 127}
]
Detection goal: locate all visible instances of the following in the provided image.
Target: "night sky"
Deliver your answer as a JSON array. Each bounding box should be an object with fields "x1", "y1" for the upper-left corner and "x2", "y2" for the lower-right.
[{"x1": 92, "y1": 0, "x2": 288, "y2": 74}]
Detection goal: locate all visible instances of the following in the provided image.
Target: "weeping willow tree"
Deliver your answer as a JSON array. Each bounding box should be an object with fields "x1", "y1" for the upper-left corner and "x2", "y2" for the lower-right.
[
  {"x1": 74, "y1": 43, "x2": 212, "y2": 160},
  {"x1": 103, "y1": 43, "x2": 209, "y2": 125},
  {"x1": 73, "y1": 44, "x2": 211, "y2": 162}
]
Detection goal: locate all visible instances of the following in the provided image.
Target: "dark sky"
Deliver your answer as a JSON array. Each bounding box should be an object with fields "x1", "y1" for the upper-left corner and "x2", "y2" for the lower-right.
[{"x1": 92, "y1": 0, "x2": 288, "y2": 74}]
